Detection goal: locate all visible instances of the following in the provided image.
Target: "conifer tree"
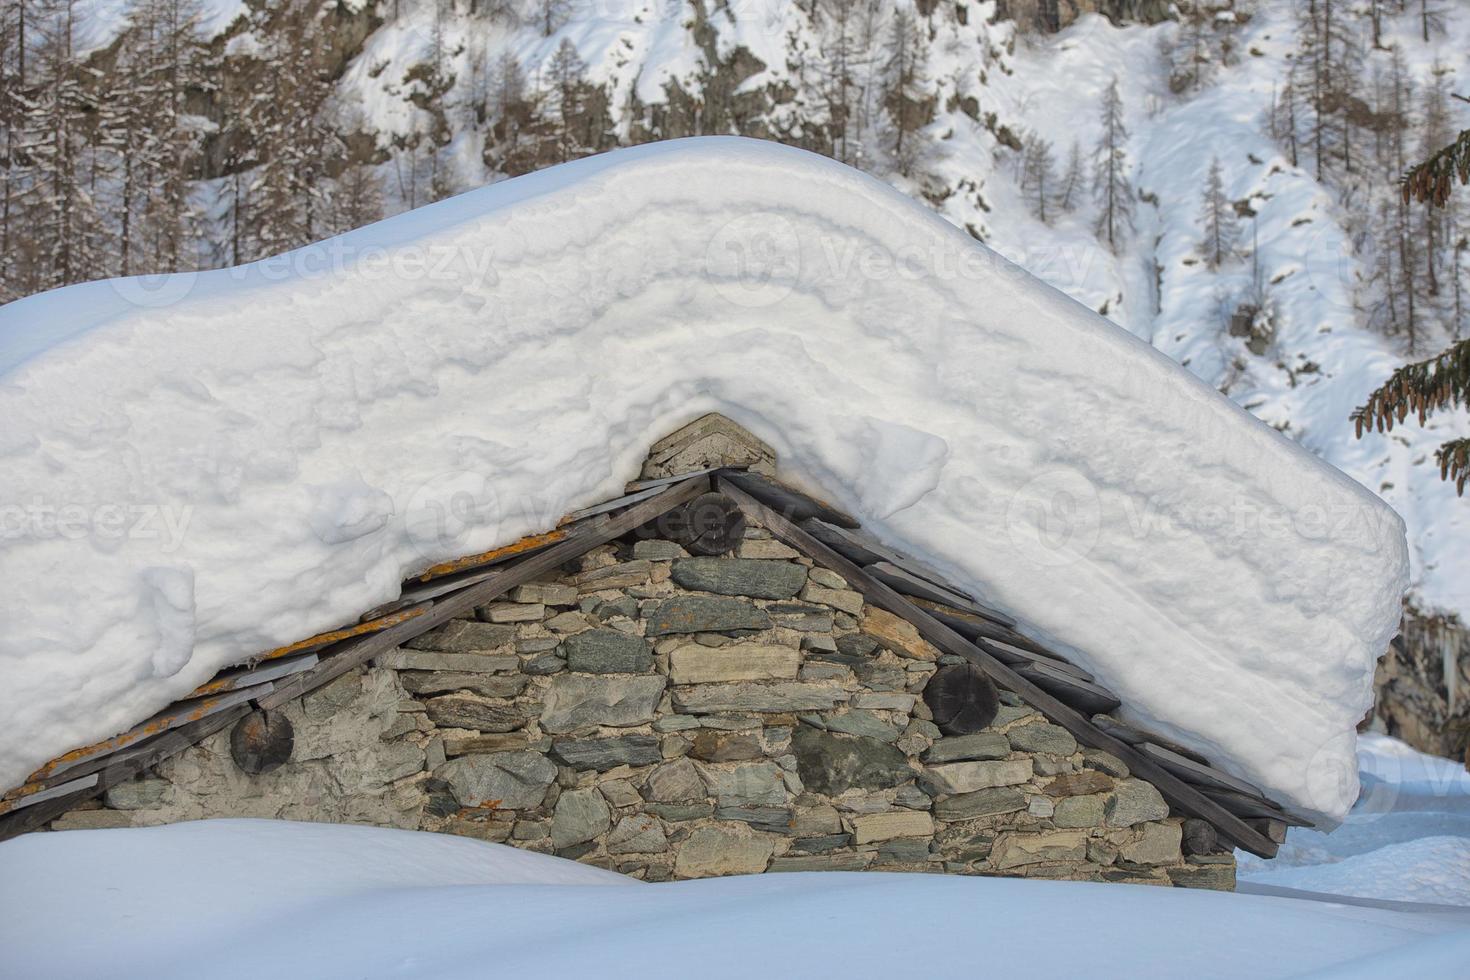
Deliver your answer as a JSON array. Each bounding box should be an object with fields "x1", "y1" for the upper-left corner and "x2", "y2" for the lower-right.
[
  {"x1": 1092, "y1": 78, "x2": 1133, "y2": 251},
  {"x1": 880, "y1": 7, "x2": 930, "y2": 178},
  {"x1": 1019, "y1": 131, "x2": 1057, "y2": 223},
  {"x1": 1058, "y1": 139, "x2": 1084, "y2": 213},
  {"x1": 545, "y1": 37, "x2": 588, "y2": 163},
  {"x1": 1198, "y1": 156, "x2": 1237, "y2": 269}
]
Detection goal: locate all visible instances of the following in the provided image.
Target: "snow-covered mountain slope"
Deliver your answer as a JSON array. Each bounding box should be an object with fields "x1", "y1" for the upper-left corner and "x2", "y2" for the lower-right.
[
  {"x1": 0, "y1": 138, "x2": 1407, "y2": 822},
  {"x1": 990, "y1": 8, "x2": 1470, "y2": 621}
]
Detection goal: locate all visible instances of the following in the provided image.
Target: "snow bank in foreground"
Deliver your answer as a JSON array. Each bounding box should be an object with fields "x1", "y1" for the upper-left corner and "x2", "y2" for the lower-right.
[
  {"x1": 1, "y1": 820, "x2": 1465, "y2": 980},
  {"x1": 1239, "y1": 735, "x2": 1470, "y2": 905},
  {"x1": 0, "y1": 137, "x2": 1407, "y2": 820}
]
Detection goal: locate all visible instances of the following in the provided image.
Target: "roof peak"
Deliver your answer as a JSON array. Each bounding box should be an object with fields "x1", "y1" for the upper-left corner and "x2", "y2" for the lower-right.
[{"x1": 641, "y1": 413, "x2": 777, "y2": 480}]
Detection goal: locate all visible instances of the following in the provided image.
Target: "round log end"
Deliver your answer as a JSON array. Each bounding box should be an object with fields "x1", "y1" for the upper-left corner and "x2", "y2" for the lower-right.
[
  {"x1": 923, "y1": 663, "x2": 1000, "y2": 735},
  {"x1": 647, "y1": 492, "x2": 745, "y2": 555},
  {"x1": 230, "y1": 710, "x2": 294, "y2": 775},
  {"x1": 1182, "y1": 817, "x2": 1220, "y2": 856}
]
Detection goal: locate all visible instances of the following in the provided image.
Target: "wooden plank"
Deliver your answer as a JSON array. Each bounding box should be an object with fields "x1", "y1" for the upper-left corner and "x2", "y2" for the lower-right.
[
  {"x1": 188, "y1": 653, "x2": 319, "y2": 698},
  {"x1": 976, "y1": 638, "x2": 1095, "y2": 682},
  {"x1": 803, "y1": 518, "x2": 957, "y2": 587},
  {"x1": 1247, "y1": 817, "x2": 1289, "y2": 845},
  {"x1": 27, "y1": 684, "x2": 274, "y2": 783},
  {"x1": 258, "y1": 476, "x2": 711, "y2": 712},
  {"x1": 1015, "y1": 662, "x2": 1122, "y2": 714},
  {"x1": 415, "y1": 529, "x2": 567, "y2": 582},
  {"x1": 623, "y1": 465, "x2": 744, "y2": 493},
  {"x1": 867, "y1": 561, "x2": 1017, "y2": 627},
  {"x1": 1089, "y1": 713, "x2": 1214, "y2": 765},
  {"x1": 0, "y1": 704, "x2": 252, "y2": 843},
  {"x1": 1203, "y1": 787, "x2": 1313, "y2": 827},
  {"x1": 719, "y1": 469, "x2": 861, "y2": 528},
  {"x1": 0, "y1": 774, "x2": 99, "y2": 816},
  {"x1": 906, "y1": 597, "x2": 1059, "y2": 655},
  {"x1": 255, "y1": 605, "x2": 429, "y2": 662},
  {"x1": 1141, "y1": 742, "x2": 1270, "y2": 799},
  {"x1": 716, "y1": 473, "x2": 1281, "y2": 859},
  {"x1": 561, "y1": 484, "x2": 669, "y2": 524}
]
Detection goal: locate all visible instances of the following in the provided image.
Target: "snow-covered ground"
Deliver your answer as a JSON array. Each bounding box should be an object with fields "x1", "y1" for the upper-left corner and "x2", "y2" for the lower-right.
[
  {"x1": 2, "y1": 809, "x2": 1467, "y2": 980},
  {"x1": 0, "y1": 138, "x2": 1406, "y2": 824},
  {"x1": 1239, "y1": 734, "x2": 1470, "y2": 907}
]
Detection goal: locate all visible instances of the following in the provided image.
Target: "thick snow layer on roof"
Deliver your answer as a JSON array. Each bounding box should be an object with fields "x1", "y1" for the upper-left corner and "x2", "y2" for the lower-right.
[{"x1": 0, "y1": 137, "x2": 1407, "y2": 821}]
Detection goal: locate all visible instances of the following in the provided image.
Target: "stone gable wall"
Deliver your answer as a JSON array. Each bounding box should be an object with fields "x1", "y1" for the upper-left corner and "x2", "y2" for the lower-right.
[{"x1": 53, "y1": 522, "x2": 1234, "y2": 889}]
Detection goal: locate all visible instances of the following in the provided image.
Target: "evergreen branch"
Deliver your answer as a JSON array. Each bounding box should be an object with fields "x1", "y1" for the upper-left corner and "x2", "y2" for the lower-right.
[
  {"x1": 1439, "y1": 438, "x2": 1470, "y2": 497},
  {"x1": 1402, "y1": 127, "x2": 1470, "y2": 207},
  {"x1": 1352, "y1": 338, "x2": 1470, "y2": 434}
]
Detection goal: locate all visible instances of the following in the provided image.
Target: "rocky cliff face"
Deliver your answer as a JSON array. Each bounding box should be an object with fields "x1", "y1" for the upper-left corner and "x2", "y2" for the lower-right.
[{"x1": 1372, "y1": 612, "x2": 1470, "y2": 764}]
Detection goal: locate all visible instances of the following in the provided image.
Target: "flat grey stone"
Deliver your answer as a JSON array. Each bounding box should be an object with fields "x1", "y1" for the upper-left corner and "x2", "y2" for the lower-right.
[
  {"x1": 644, "y1": 595, "x2": 773, "y2": 636},
  {"x1": 607, "y1": 813, "x2": 668, "y2": 854},
  {"x1": 375, "y1": 649, "x2": 518, "y2": 673},
  {"x1": 423, "y1": 694, "x2": 527, "y2": 732},
  {"x1": 645, "y1": 803, "x2": 714, "y2": 821},
  {"x1": 633, "y1": 539, "x2": 688, "y2": 561},
  {"x1": 876, "y1": 838, "x2": 931, "y2": 863},
  {"x1": 103, "y1": 778, "x2": 170, "y2": 810},
  {"x1": 540, "y1": 674, "x2": 666, "y2": 733},
  {"x1": 1082, "y1": 747, "x2": 1131, "y2": 778},
  {"x1": 593, "y1": 596, "x2": 640, "y2": 621},
  {"x1": 1005, "y1": 723, "x2": 1078, "y2": 756},
  {"x1": 1053, "y1": 793, "x2": 1107, "y2": 828},
  {"x1": 791, "y1": 726, "x2": 912, "y2": 796},
  {"x1": 766, "y1": 603, "x2": 835, "y2": 632},
  {"x1": 561, "y1": 628, "x2": 653, "y2": 673},
  {"x1": 701, "y1": 761, "x2": 788, "y2": 807},
  {"x1": 399, "y1": 672, "x2": 527, "y2": 698},
  {"x1": 551, "y1": 735, "x2": 663, "y2": 771},
  {"x1": 643, "y1": 757, "x2": 705, "y2": 803},
  {"x1": 551, "y1": 788, "x2": 611, "y2": 849},
  {"x1": 768, "y1": 853, "x2": 872, "y2": 872},
  {"x1": 672, "y1": 681, "x2": 847, "y2": 714},
  {"x1": 933, "y1": 786, "x2": 1027, "y2": 821},
  {"x1": 1105, "y1": 778, "x2": 1170, "y2": 827},
  {"x1": 438, "y1": 751, "x2": 556, "y2": 809},
  {"x1": 670, "y1": 557, "x2": 808, "y2": 599},
  {"x1": 824, "y1": 710, "x2": 900, "y2": 743},
  {"x1": 406, "y1": 620, "x2": 516, "y2": 653},
  {"x1": 923, "y1": 732, "x2": 1010, "y2": 764},
  {"x1": 522, "y1": 653, "x2": 566, "y2": 675},
  {"x1": 836, "y1": 634, "x2": 882, "y2": 658},
  {"x1": 791, "y1": 833, "x2": 852, "y2": 854},
  {"x1": 715, "y1": 805, "x2": 795, "y2": 833}
]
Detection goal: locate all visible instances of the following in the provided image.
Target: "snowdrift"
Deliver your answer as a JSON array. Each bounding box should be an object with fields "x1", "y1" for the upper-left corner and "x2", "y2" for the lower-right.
[
  {"x1": 0, "y1": 137, "x2": 1407, "y2": 821},
  {"x1": 2, "y1": 820, "x2": 1465, "y2": 979}
]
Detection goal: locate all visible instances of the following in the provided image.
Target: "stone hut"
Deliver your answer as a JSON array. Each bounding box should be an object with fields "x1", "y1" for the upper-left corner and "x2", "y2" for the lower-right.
[{"x1": 0, "y1": 415, "x2": 1305, "y2": 887}]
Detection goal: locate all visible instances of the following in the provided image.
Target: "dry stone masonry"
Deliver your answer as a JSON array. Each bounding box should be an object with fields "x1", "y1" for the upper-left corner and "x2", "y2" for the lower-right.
[{"x1": 54, "y1": 516, "x2": 1236, "y2": 889}]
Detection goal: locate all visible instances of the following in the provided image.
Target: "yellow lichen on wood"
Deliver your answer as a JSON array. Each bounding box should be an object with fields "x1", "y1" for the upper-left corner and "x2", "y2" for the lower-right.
[
  {"x1": 252, "y1": 606, "x2": 428, "y2": 664},
  {"x1": 416, "y1": 529, "x2": 566, "y2": 581}
]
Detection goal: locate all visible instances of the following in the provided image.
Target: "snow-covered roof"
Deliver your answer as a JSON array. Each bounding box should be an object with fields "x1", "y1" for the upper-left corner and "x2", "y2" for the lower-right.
[{"x1": 0, "y1": 137, "x2": 1407, "y2": 824}]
